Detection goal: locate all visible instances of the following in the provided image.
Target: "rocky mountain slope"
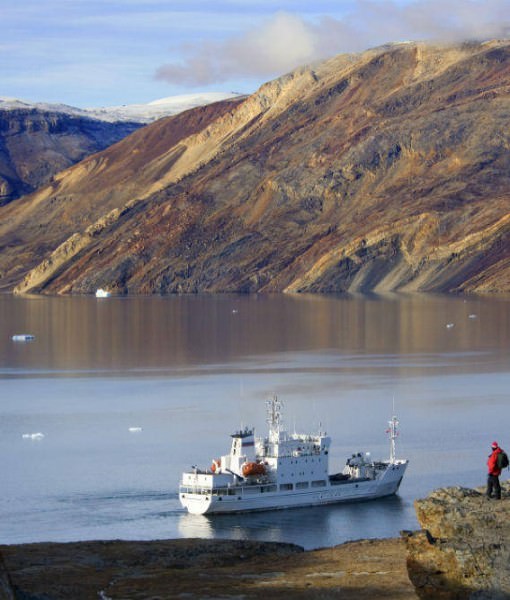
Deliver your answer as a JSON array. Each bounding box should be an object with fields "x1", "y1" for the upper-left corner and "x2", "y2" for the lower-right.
[
  {"x1": 0, "y1": 109, "x2": 142, "y2": 205},
  {"x1": 1, "y1": 40, "x2": 510, "y2": 295},
  {"x1": 0, "y1": 94, "x2": 239, "y2": 206}
]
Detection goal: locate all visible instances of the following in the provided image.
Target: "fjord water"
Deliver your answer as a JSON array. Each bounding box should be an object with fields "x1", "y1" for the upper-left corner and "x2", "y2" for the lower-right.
[{"x1": 2, "y1": 293, "x2": 510, "y2": 549}]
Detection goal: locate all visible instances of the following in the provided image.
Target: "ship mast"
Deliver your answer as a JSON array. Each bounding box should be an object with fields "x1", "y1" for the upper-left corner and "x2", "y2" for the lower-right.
[
  {"x1": 387, "y1": 415, "x2": 399, "y2": 463},
  {"x1": 267, "y1": 394, "x2": 283, "y2": 442}
]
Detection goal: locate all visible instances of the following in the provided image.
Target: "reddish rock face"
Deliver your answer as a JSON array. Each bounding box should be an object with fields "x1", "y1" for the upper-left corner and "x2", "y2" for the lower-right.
[{"x1": 2, "y1": 41, "x2": 510, "y2": 295}]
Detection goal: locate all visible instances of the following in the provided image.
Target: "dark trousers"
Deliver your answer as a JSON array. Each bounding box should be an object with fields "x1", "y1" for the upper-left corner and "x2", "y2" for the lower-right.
[{"x1": 487, "y1": 474, "x2": 501, "y2": 499}]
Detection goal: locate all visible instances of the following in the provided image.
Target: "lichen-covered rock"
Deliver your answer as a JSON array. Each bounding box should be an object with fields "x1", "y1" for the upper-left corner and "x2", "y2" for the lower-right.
[{"x1": 405, "y1": 484, "x2": 510, "y2": 599}]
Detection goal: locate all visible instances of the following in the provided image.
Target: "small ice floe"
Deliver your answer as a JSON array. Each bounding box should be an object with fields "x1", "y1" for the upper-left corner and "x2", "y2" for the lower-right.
[
  {"x1": 468, "y1": 314, "x2": 477, "y2": 319},
  {"x1": 12, "y1": 334, "x2": 35, "y2": 342},
  {"x1": 128, "y1": 427, "x2": 142, "y2": 433},
  {"x1": 95, "y1": 288, "x2": 111, "y2": 298},
  {"x1": 22, "y1": 432, "x2": 45, "y2": 440},
  {"x1": 446, "y1": 323, "x2": 455, "y2": 329}
]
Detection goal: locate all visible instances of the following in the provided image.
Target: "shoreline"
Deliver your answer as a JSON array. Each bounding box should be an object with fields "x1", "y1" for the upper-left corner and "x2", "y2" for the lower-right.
[{"x1": 3, "y1": 485, "x2": 509, "y2": 598}]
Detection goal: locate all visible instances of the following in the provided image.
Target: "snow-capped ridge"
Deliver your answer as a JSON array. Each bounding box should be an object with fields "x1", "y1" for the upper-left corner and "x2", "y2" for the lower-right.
[{"x1": 0, "y1": 92, "x2": 242, "y2": 124}]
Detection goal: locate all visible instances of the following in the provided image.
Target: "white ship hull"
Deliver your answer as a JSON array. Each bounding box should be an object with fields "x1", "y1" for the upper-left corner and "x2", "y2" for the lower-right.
[
  {"x1": 180, "y1": 459, "x2": 407, "y2": 515},
  {"x1": 179, "y1": 396, "x2": 408, "y2": 516}
]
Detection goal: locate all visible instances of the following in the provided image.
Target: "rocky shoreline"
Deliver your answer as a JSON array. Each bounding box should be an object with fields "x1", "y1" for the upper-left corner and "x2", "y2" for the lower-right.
[
  {"x1": 2, "y1": 483, "x2": 509, "y2": 599},
  {"x1": 0, "y1": 537, "x2": 415, "y2": 600},
  {"x1": 406, "y1": 483, "x2": 510, "y2": 599}
]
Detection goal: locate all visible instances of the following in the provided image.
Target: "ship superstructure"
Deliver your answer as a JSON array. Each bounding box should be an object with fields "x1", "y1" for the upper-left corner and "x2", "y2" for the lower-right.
[{"x1": 179, "y1": 396, "x2": 408, "y2": 515}]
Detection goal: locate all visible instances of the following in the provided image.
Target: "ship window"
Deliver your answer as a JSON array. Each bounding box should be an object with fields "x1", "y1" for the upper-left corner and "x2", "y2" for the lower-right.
[
  {"x1": 296, "y1": 482, "x2": 309, "y2": 489},
  {"x1": 311, "y1": 480, "x2": 326, "y2": 487},
  {"x1": 280, "y1": 483, "x2": 293, "y2": 491}
]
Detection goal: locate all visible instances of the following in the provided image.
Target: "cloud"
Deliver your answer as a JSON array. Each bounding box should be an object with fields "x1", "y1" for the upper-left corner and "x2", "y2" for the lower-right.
[
  {"x1": 155, "y1": 12, "x2": 317, "y2": 86},
  {"x1": 155, "y1": 1, "x2": 510, "y2": 86}
]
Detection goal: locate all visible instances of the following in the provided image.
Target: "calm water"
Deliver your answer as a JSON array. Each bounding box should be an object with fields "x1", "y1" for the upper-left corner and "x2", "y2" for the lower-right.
[{"x1": 2, "y1": 292, "x2": 510, "y2": 549}]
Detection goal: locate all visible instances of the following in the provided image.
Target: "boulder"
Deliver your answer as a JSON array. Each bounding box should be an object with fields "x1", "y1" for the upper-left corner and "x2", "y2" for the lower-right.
[{"x1": 405, "y1": 483, "x2": 510, "y2": 599}]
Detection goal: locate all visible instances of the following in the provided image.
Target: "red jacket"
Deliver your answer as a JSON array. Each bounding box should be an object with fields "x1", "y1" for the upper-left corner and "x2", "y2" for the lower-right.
[{"x1": 488, "y1": 447, "x2": 502, "y2": 476}]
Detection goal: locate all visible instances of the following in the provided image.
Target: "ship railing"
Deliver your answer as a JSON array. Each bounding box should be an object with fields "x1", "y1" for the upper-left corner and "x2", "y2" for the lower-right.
[
  {"x1": 179, "y1": 485, "x2": 213, "y2": 496},
  {"x1": 180, "y1": 483, "x2": 279, "y2": 496}
]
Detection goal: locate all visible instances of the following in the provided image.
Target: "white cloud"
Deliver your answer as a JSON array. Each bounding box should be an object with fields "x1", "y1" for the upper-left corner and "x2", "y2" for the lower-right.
[
  {"x1": 156, "y1": 12, "x2": 318, "y2": 86},
  {"x1": 155, "y1": 1, "x2": 510, "y2": 86}
]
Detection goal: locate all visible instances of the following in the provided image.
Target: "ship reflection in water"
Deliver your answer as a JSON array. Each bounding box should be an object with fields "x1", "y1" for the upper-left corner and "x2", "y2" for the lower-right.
[{"x1": 177, "y1": 495, "x2": 407, "y2": 549}]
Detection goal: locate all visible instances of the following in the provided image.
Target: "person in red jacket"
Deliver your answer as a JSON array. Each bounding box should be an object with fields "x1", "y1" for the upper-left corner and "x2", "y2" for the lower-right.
[{"x1": 487, "y1": 441, "x2": 503, "y2": 499}]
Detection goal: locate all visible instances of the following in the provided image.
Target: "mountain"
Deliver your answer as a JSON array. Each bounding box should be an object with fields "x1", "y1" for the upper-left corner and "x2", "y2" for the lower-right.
[
  {"x1": 1, "y1": 40, "x2": 510, "y2": 295},
  {"x1": 0, "y1": 93, "x2": 240, "y2": 205},
  {"x1": 0, "y1": 108, "x2": 142, "y2": 205}
]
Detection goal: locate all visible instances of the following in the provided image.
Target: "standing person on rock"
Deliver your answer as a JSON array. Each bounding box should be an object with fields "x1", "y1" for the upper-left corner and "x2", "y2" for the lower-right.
[{"x1": 487, "y1": 441, "x2": 504, "y2": 499}]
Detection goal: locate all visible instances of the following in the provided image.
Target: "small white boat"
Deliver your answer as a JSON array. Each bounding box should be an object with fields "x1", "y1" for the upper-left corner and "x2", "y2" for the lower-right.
[
  {"x1": 179, "y1": 396, "x2": 408, "y2": 515},
  {"x1": 12, "y1": 334, "x2": 35, "y2": 341},
  {"x1": 95, "y1": 289, "x2": 111, "y2": 298}
]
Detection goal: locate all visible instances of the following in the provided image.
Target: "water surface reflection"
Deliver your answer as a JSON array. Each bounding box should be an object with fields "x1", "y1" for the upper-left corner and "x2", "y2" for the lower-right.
[{"x1": 2, "y1": 293, "x2": 510, "y2": 546}]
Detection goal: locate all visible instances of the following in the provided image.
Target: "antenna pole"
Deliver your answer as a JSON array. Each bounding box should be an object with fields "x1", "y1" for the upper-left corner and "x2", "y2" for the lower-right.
[
  {"x1": 388, "y1": 415, "x2": 399, "y2": 463},
  {"x1": 267, "y1": 394, "x2": 283, "y2": 442}
]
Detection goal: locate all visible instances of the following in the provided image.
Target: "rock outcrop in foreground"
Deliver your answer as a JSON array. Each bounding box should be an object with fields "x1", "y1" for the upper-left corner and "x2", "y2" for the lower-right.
[
  {"x1": 406, "y1": 483, "x2": 510, "y2": 599},
  {"x1": 0, "y1": 538, "x2": 416, "y2": 599}
]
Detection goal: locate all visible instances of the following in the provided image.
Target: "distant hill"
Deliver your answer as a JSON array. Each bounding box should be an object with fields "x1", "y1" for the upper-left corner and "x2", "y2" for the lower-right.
[
  {"x1": 0, "y1": 109, "x2": 142, "y2": 205},
  {"x1": 0, "y1": 93, "x2": 240, "y2": 205},
  {"x1": 1, "y1": 40, "x2": 510, "y2": 295}
]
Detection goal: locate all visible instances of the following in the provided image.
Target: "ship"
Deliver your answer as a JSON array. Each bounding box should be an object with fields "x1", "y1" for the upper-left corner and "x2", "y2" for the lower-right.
[{"x1": 179, "y1": 396, "x2": 408, "y2": 515}]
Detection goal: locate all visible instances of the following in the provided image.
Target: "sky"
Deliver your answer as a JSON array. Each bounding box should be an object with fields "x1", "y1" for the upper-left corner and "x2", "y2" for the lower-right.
[{"x1": 2, "y1": 0, "x2": 509, "y2": 108}]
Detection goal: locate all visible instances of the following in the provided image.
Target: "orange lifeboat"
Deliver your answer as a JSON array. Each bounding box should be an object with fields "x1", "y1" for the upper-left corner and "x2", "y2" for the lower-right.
[
  {"x1": 242, "y1": 461, "x2": 266, "y2": 477},
  {"x1": 211, "y1": 458, "x2": 221, "y2": 473}
]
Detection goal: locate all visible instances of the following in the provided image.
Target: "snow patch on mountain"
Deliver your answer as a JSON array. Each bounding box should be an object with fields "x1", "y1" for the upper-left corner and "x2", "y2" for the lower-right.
[{"x1": 0, "y1": 92, "x2": 242, "y2": 124}]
